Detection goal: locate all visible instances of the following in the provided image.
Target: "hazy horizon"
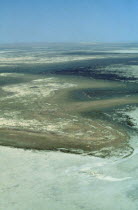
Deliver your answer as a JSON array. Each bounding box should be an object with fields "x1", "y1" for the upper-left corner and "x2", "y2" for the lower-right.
[{"x1": 1, "y1": 0, "x2": 138, "y2": 43}]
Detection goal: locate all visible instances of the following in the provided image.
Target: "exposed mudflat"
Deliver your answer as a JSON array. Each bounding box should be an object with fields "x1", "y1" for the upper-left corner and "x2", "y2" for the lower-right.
[
  {"x1": 0, "y1": 43, "x2": 138, "y2": 158},
  {"x1": 0, "y1": 43, "x2": 138, "y2": 209},
  {"x1": 0, "y1": 74, "x2": 137, "y2": 157}
]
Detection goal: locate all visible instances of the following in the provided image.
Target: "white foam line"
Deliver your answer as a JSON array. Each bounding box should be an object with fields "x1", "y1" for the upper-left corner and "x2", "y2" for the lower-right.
[{"x1": 81, "y1": 170, "x2": 131, "y2": 182}]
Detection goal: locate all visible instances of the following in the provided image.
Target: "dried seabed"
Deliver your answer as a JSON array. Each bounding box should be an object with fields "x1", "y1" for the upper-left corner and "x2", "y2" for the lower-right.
[{"x1": 0, "y1": 73, "x2": 137, "y2": 158}]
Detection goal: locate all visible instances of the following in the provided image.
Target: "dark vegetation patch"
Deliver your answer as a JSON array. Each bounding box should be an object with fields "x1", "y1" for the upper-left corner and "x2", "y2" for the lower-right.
[
  {"x1": 37, "y1": 56, "x2": 138, "y2": 81},
  {"x1": 50, "y1": 65, "x2": 137, "y2": 81},
  {"x1": 1, "y1": 55, "x2": 138, "y2": 77},
  {"x1": 62, "y1": 51, "x2": 120, "y2": 56}
]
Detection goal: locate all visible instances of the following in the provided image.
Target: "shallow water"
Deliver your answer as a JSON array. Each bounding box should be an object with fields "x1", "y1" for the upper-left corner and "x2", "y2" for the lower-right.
[
  {"x1": 0, "y1": 72, "x2": 137, "y2": 157},
  {"x1": 0, "y1": 43, "x2": 138, "y2": 209}
]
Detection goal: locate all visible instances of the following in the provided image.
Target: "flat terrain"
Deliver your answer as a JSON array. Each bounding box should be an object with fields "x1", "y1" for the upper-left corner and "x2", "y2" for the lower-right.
[
  {"x1": 0, "y1": 43, "x2": 138, "y2": 210},
  {"x1": 0, "y1": 43, "x2": 138, "y2": 157}
]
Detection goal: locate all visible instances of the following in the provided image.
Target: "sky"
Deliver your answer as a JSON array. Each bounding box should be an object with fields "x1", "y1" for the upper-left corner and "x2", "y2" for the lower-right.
[{"x1": 0, "y1": 0, "x2": 138, "y2": 43}]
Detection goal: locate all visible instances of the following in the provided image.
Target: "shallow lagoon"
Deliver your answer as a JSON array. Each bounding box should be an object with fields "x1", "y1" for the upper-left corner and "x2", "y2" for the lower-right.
[
  {"x1": 0, "y1": 43, "x2": 138, "y2": 209},
  {"x1": 0, "y1": 73, "x2": 137, "y2": 157}
]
